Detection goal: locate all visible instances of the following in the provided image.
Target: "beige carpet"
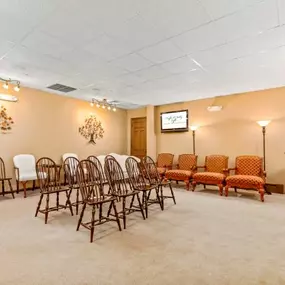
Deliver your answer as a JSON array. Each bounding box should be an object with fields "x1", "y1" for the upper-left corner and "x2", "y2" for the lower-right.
[{"x1": 1, "y1": 186, "x2": 285, "y2": 285}]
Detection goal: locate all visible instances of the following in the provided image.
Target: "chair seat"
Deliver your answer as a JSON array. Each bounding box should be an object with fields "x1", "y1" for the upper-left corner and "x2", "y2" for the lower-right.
[
  {"x1": 193, "y1": 172, "x2": 225, "y2": 184},
  {"x1": 226, "y1": 175, "x2": 264, "y2": 189},
  {"x1": 165, "y1": 169, "x2": 192, "y2": 181},
  {"x1": 17, "y1": 171, "x2": 38, "y2": 181}
]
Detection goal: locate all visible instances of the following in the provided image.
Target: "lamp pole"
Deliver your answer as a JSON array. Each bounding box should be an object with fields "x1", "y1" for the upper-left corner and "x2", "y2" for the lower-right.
[
  {"x1": 257, "y1": 121, "x2": 271, "y2": 195},
  {"x1": 190, "y1": 126, "x2": 199, "y2": 155}
]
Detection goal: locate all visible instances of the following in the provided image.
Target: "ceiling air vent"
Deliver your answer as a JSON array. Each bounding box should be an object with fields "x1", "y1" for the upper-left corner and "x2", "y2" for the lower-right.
[{"x1": 47, "y1": 83, "x2": 77, "y2": 93}]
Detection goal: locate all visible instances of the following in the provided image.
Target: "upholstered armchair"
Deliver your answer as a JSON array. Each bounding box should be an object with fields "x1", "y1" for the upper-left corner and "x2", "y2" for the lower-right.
[
  {"x1": 13, "y1": 154, "x2": 37, "y2": 198},
  {"x1": 192, "y1": 155, "x2": 229, "y2": 195},
  {"x1": 225, "y1": 155, "x2": 265, "y2": 202},
  {"x1": 165, "y1": 154, "x2": 197, "y2": 190},
  {"x1": 156, "y1": 153, "x2": 174, "y2": 177}
]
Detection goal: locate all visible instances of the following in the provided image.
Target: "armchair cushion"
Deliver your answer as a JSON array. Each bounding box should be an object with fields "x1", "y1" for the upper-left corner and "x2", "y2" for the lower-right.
[
  {"x1": 18, "y1": 171, "x2": 38, "y2": 181},
  {"x1": 193, "y1": 172, "x2": 226, "y2": 184},
  {"x1": 226, "y1": 175, "x2": 264, "y2": 189},
  {"x1": 165, "y1": 169, "x2": 192, "y2": 181}
]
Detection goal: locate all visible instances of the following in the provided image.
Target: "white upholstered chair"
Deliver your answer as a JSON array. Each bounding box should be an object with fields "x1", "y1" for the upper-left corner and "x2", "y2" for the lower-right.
[{"x1": 13, "y1": 154, "x2": 37, "y2": 198}]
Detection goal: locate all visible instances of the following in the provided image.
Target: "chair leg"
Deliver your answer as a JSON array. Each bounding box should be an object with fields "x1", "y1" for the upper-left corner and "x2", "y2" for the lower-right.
[
  {"x1": 56, "y1": 192, "x2": 59, "y2": 210},
  {"x1": 169, "y1": 183, "x2": 176, "y2": 204},
  {"x1": 155, "y1": 188, "x2": 163, "y2": 210},
  {"x1": 234, "y1": 187, "x2": 237, "y2": 193},
  {"x1": 136, "y1": 193, "x2": 145, "y2": 220},
  {"x1": 160, "y1": 185, "x2": 164, "y2": 211},
  {"x1": 90, "y1": 204, "x2": 96, "y2": 243},
  {"x1": 77, "y1": 202, "x2": 86, "y2": 231},
  {"x1": 99, "y1": 203, "x2": 103, "y2": 223},
  {"x1": 112, "y1": 201, "x2": 122, "y2": 231},
  {"x1": 143, "y1": 191, "x2": 148, "y2": 218},
  {"x1": 129, "y1": 194, "x2": 135, "y2": 210},
  {"x1": 16, "y1": 180, "x2": 19, "y2": 194},
  {"x1": 259, "y1": 188, "x2": 265, "y2": 202},
  {"x1": 66, "y1": 190, "x2": 74, "y2": 216},
  {"x1": 225, "y1": 185, "x2": 229, "y2": 197},
  {"x1": 8, "y1": 180, "x2": 15, "y2": 199},
  {"x1": 32, "y1": 180, "x2": 36, "y2": 191},
  {"x1": 107, "y1": 201, "x2": 113, "y2": 217},
  {"x1": 218, "y1": 184, "x2": 223, "y2": 196},
  {"x1": 35, "y1": 194, "x2": 43, "y2": 217},
  {"x1": 2, "y1": 180, "x2": 5, "y2": 196},
  {"x1": 22, "y1": 181, "x2": 27, "y2": 198},
  {"x1": 176, "y1": 180, "x2": 178, "y2": 185},
  {"x1": 185, "y1": 180, "x2": 190, "y2": 191},
  {"x1": 192, "y1": 181, "x2": 197, "y2": 192},
  {"x1": 122, "y1": 197, "x2": 126, "y2": 229},
  {"x1": 76, "y1": 188, "x2": 79, "y2": 215},
  {"x1": 45, "y1": 194, "x2": 50, "y2": 224}
]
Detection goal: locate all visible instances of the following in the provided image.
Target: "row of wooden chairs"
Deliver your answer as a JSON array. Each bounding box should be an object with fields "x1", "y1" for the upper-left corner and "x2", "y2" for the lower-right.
[
  {"x1": 155, "y1": 153, "x2": 266, "y2": 202},
  {"x1": 34, "y1": 155, "x2": 176, "y2": 242}
]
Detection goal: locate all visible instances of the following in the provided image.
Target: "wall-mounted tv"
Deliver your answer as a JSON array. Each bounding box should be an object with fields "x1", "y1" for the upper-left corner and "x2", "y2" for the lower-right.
[{"x1": 160, "y1": 110, "x2": 189, "y2": 133}]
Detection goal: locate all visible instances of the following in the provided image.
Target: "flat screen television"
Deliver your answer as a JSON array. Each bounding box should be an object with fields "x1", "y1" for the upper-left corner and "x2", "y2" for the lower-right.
[{"x1": 160, "y1": 110, "x2": 189, "y2": 133}]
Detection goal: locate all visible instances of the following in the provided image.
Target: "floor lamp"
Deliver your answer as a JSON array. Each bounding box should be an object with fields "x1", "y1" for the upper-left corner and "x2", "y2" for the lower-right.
[
  {"x1": 257, "y1": 120, "x2": 271, "y2": 194},
  {"x1": 190, "y1": 126, "x2": 199, "y2": 154}
]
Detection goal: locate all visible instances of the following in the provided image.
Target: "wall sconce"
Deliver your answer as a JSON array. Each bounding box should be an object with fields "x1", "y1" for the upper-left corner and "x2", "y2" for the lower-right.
[
  {"x1": 0, "y1": 94, "x2": 18, "y2": 102},
  {"x1": 0, "y1": 77, "x2": 21, "y2": 92},
  {"x1": 190, "y1": 126, "x2": 199, "y2": 154}
]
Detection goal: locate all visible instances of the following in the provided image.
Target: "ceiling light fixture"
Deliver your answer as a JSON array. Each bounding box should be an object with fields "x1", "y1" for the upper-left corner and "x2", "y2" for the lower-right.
[
  {"x1": 0, "y1": 77, "x2": 21, "y2": 92},
  {"x1": 90, "y1": 98, "x2": 117, "y2": 112}
]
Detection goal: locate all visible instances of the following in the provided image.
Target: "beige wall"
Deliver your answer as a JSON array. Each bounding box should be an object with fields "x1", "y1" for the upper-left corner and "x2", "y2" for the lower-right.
[
  {"x1": 155, "y1": 87, "x2": 285, "y2": 186},
  {"x1": 0, "y1": 86, "x2": 127, "y2": 181}
]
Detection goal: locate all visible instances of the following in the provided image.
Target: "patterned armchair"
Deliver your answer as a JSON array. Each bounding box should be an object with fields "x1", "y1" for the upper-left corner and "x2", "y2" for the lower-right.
[
  {"x1": 192, "y1": 155, "x2": 229, "y2": 195},
  {"x1": 156, "y1": 153, "x2": 174, "y2": 176},
  {"x1": 165, "y1": 154, "x2": 197, "y2": 190},
  {"x1": 225, "y1": 155, "x2": 265, "y2": 202}
]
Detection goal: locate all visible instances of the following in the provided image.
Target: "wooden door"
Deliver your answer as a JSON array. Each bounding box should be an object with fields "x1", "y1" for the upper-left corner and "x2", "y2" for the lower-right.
[{"x1": 131, "y1": 117, "x2": 147, "y2": 158}]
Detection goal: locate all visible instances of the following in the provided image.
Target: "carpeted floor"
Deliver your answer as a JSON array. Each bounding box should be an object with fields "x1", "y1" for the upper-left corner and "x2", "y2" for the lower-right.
[{"x1": 1, "y1": 186, "x2": 285, "y2": 285}]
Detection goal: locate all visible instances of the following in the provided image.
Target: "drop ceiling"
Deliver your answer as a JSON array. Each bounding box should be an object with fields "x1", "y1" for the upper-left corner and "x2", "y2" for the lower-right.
[{"x1": 0, "y1": 0, "x2": 284, "y2": 109}]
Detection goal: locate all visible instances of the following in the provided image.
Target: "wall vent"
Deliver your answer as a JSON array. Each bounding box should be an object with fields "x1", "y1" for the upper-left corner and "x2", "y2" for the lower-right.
[{"x1": 47, "y1": 83, "x2": 77, "y2": 93}]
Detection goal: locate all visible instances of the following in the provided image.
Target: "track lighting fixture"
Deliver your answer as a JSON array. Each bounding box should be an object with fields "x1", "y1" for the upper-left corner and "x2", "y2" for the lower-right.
[
  {"x1": 0, "y1": 77, "x2": 21, "y2": 92},
  {"x1": 90, "y1": 98, "x2": 117, "y2": 112}
]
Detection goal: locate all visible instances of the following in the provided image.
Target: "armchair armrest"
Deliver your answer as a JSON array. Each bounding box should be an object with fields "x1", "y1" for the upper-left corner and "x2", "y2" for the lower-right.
[
  {"x1": 196, "y1": 165, "x2": 206, "y2": 169},
  {"x1": 226, "y1": 168, "x2": 236, "y2": 174},
  {"x1": 14, "y1": 166, "x2": 20, "y2": 180}
]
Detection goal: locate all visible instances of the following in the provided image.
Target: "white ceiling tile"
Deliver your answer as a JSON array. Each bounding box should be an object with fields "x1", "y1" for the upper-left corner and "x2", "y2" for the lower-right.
[
  {"x1": 116, "y1": 73, "x2": 146, "y2": 86},
  {"x1": 278, "y1": 0, "x2": 285, "y2": 25},
  {"x1": 0, "y1": 40, "x2": 15, "y2": 59},
  {"x1": 112, "y1": 53, "x2": 153, "y2": 72},
  {"x1": 160, "y1": 56, "x2": 199, "y2": 74},
  {"x1": 138, "y1": 40, "x2": 185, "y2": 64},
  {"x1": 172, "y1": 21, "x2": 228, "y2": 53},
  {"x1": 134, "y1": 66, "x2": 171, "y2": 81},
  {"x1": 200, "y1": 0, "x2": 264, "y2": 19},
  {"x1": 21, "y1": 31, "x2": 74, "y2": 59},
  {"x1": 140, "y1": 0, "x2": 211, "y2": 37},
  {"x1": 84, "y1": 34, "x2": 135, "y2": 61}
]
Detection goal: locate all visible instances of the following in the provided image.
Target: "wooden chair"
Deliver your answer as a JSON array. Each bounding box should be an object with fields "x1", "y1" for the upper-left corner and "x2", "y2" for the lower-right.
[
  {"x1": 143, "y1": 156, "x2": 176, "y2": 210},
  {"x1": 156, "y1": 153, "x2": 174, "y2": 177},
  {"x1": 192, "y1": 155, "x2": 229, "y2": 195},
  {"x1": 104, "y1": 156, "x2": 145, "y2": 229},
  {"x1": 125, "y1": 157, "x2": 161, "y2": 218},
  {"x1": 0, "y1": 157, "x2": 15, "y2": 198},
  {"x1": 225, "y1": 155, "x2": 266, "y2": 202},
  {"x1": 76, "y1": 159, "x2": 121, "y2": 242},
  {"x1": 35, "y1": 157, "x2": 74, "y2": 224},
  {"x1": 13, "y1": 154, "x2": 37, "y2": 198},
  {"x1": 63, "y1": 156, "x2": 82, "y2": 215},
  {"x1": 165, "y1": 154, "x2": 197, "y2": 190}
]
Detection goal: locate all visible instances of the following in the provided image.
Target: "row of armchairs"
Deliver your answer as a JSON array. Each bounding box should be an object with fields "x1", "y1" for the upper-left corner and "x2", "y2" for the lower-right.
[{"x1": 155, "y1": 153, "x2": 266, "y2": 202}]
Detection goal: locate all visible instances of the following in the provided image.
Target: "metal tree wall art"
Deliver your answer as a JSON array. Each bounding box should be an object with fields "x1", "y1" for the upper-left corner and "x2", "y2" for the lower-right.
[
  {"x1": 0, "y1": 105, "x2": 14, "y2": 133},
  {"x1": 79, "y1": 114, "x2": 104, "y2": 144}
]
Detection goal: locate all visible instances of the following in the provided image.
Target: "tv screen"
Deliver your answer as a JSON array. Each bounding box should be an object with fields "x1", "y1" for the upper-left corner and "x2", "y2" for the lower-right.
[{"x1": 160, "y1": 110, "x2": 189, "y2": 133}]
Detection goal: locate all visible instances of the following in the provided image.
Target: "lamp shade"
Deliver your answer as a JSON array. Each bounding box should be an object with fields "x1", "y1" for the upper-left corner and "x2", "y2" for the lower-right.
[
  {"x1": 190, "y1": 125, "x2": 199, "y2": 131},
  {"x1": 257, "y1": 120, "x2": 271, "y2": 127}
]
